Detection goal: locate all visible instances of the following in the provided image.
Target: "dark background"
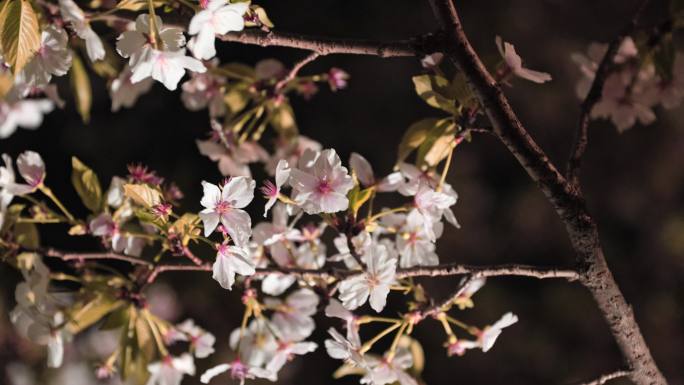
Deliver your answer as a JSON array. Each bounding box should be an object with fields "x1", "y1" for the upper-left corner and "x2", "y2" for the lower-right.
[{"x1": 1, "y1": 0, "x2": 683, "y2": 384}]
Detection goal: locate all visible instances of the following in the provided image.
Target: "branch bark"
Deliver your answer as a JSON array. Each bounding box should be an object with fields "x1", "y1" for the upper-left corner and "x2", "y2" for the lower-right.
[
  {"x1": 219, "y1": 29, "x2": 422, "y2": 57},
  {"x1": 426, "y1": 1, "x2": 667, "y2": 384}
]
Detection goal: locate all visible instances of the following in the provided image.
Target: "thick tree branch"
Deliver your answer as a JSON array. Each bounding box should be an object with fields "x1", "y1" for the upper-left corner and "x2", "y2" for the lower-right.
[
  {"x1": 577, "y1": 370, "x2": 632, "y2": 385},
  {"x1": 566, "y1": 0, "x2": 650, "y2": 187},
  {"x1": 426, "y1": 1, "x2": 667, "y2": 384},
  {"x1": 219, "y1": 29, "x2": 423, "y2": 57}
]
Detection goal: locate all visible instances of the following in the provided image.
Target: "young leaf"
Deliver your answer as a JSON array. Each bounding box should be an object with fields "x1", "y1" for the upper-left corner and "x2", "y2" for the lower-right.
[
  {"x1": 397, "y1": 118, "x2": 440, "y2": 164},
  {"x1": 67, "y1": 293, "x2": 123, "y2": 334},
  {"x1": 248, "y1": 5, "x2": 275, "y2": 29},
  {"x1": 412, "y1": 74, "x2": 459, "y2": 114},
  {"x1": 71, "y1": 156, "x2": 103, "y2": 213},
  {"x1": 270, "y1": 103, "x2": 299, "y2": 140},
  {"x1": 70, "y1": 53, "x2": 93, "y2": 123},
  {"x1": 123, "y1": 184, "x2": 162, "y2": 208},
  {"x1": 0, "y1": 0, "x2": 41, "y2": 74},
  {"x1": 416, "y1": 120, "x2": 455, "y2": 167}
]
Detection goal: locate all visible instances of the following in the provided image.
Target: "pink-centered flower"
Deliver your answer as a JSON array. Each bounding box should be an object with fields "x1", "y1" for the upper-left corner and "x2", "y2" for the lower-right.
[
  {"x1": 146, "y1": 354, "x2": 196, "y2": 385},
  {"x1": 188, "y1": 0, "x2": 248, "y2": 60},
  {"x1": 338, "y1": 244, "x2": 397, "y2": 312},
  {"x1": 261, "y1": 159, "x2": 291, "y2": 217},
  {"x1": 199, "y1": 177, "x2": 255, "y2": 245},
  {"x1": 328, "y1": 67, "x2": 350, "y2": 91},
  {"x1": 349, "y1": 152, "x2": 402, "y2": 192},
  {"x1": 0, "y1": 151, "x2": 46, "y2": 196},
  {"x1": 289, "y1": 148, "x2": 354, "y2": 214},
  {"x1": 200, "y1": 359, "x2": 275, "y2": 385},
  {"x1": 212, "y1": 243, "x2": 255, "y2": 290}
]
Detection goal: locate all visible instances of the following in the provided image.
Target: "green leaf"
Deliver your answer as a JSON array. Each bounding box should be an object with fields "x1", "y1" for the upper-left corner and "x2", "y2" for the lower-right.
[
  {"x1": 0, "y1": 0, "x2": 41, "y2": 74},
  {"x1": 100, "y1": 305, "x2": 130, "y2": 330},
  {"x1": 115, "y1": 0, "x2": 164, "y2": 11},
  {"x1": 397, "y1": 118, "x2": 440, "y2": 164},
  {"x1": 67, "y1": 294, "x2": 123, "y2": 334},
  {"x1": 416, "y1": 119, "x2": 456, "y2": 167},
  {"x1": 347, "y1": 186, "x2": 374, "y2": 217},
  {"x1": 13, "y1": 222, "x2": 39, "y2": 248},
  {"x1": 269, "y1": 103, "x2": 299, "y2": 140},
  {"x1": 71, "y1": 157, "x2": 103, "y2": 213},
  {"x1": 450, "y1": 72, "x2": 478, "y2": 110},
  {"x1": 70, "y1": 53, "x2": 92, "y2": 123},
  {"x1": 412, "y1": 74, "x2": 459, "y2": 114},
  {"x1": 248, "y1": 5, "x2": 275, "y2": 29},
  {"x1": 123, "y1": 184, "x2": 162, "y2": 208}
]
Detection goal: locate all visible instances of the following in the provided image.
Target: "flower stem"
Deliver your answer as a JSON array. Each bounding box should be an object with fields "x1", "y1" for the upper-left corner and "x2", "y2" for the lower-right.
[
  {"x1": 360, "y1": 322, "x2": 402, "y2": 354},
  {"x1": 39, "y1": 186, "x2": 76, "y2": 223},
  {"x1": 386, "y1": 321, "x2": 409, "y2": 361}
]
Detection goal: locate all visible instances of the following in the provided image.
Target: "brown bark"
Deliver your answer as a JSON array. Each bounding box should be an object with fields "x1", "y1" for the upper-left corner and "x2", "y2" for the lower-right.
[{"x1": 426, "y1": 0, "x2": 667, "y2": 384}]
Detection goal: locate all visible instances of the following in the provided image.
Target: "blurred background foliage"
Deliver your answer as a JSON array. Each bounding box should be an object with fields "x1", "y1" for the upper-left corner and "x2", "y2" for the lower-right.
[{"x1": 1, "y1": 0, "x2": 683, "y2": 384}]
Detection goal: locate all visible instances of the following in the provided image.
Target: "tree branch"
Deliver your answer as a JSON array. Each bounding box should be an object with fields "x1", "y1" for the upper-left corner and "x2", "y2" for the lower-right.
[
  {"x1": 275, "y1": 51, "x2": 320, "y2": 92},
  {"x1": 396, "y1": 262, "x2": 579, "y2": 280},
  {"x1": 566, "y1": 0, "x2": 651, "y2": 187},
  {"x1": 576, "y1": 370, "x2": 632, "y2": 385},
  {"x1": 42, "y1": 248, "x2": 153, "y2": 266},
  {"x1": 426, "y1": 1, "x2": 667, "y2": 384},
  {"x1": 219, "y1": 29, "x2": 423, "y2": 57}
]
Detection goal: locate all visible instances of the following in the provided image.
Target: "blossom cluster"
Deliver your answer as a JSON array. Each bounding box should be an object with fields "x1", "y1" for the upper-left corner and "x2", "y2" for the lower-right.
[{"x1": 0, "y1": 145, "x2": 517, "y2": 385}]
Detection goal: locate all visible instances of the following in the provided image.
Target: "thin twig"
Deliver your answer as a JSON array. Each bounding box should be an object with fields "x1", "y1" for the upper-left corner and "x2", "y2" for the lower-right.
[
  {"x1": 576, "y1": 370, "x2": 632, "y2": 385},
  {"x1": 42, "y1": 248, "x2": 153, "y2": 266},
  {"x1": 275, "y1": 52, "x2": 320, "y2": 92},
  {"x1": 397, "y1": 263, "x2": 579, "y2": 280},
  {"x1": 566, "y1": 0, "x2": 651, "y2": 187}
]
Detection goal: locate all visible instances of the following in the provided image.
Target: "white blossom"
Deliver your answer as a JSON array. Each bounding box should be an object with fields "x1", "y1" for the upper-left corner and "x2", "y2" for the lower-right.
[
  {"x1": 325, "y1": 299, "x2": 360, "y2": 345},
  {"x1": 338, "y1": 244, "x2": 397, "y2": 312},
  {"x1": 20, "y1": 26, "x2": 72, "y2": 88},
  {"x1": 396, "y1": 210, "x2": 441, "y2": 268},
  {"x1": 289, "y1": 148, "x2": 354, "y2": 214},
  {"x1": 349, "y1": 152, "x2": 402, "y2": 192},
  {"x1": 200, "y1": 359, "x2": 275, "y2": 385},
  {"x1": 229, "y1": 319, "x2": 277, "y2": 367},
  {"x1": 116, "y1": 14, "x2": 205, "y2": 90},
  {"x1": 270, "y1": 288, "x2": 319, "y2": 341},
  {"x1": 110, "y1": 65, "x2": 154, "y2": 112},
  {"x1": 261, "y1": 159, "x2": 291, "y2": 217},
  {"x1": 198, "y1": 177, "x2": 255, "y2": 245},
  {"x1": 58, "y1": 0, "x2": 105, "y2": 61},
  {"x1": 361, "y1": 348, "x2": 417, "y2": 385},
  {"x1": 0, "y1": 99, "x2": 54, "y2": 139},
  {"x1": 181, "y1": 64, "x2": 227, "y2": 117},
  {"x1": 324, "y1": 327, "x2": 365, "y2": 366},
  {"x1": 146, "y1": 354, "x2": 196, "y2": 385},
  {"x1": 188, "y1": 0, "x2": 248, "y2": 60},
  {"x1": 496, "y1": 36, "x2": 551, "y2": 84},
  {"x1": 0, "y1": 151, "x2": 46, "y2": 196},
  {"x1": 172, "y1": 319, "x2": 216, "y2": 358},
  {"x1": 265, "y1": 340, "x2": 317, "y2": 375},
  {"x1": 212, "y1": 244, "x2": 255, "y2": 290}
]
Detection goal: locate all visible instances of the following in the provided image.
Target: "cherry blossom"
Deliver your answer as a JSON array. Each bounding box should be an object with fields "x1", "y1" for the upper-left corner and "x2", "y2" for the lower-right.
[
  {"x1": 495, "y1": 36, "x2": 551, "y2": 84},
  {"x1": 181, "y1": 64, "x2": 227, "y2": 117},
  {"x1": 265, "y1": 135, "x2": 322, "y2": 176},
  {"x1": 116, "y1": 14, "x2": 205, "y2": 90},
  {"x1": 265, "y1": 339, "x2": 317, "y2": 375},
  {"x1": 453, "y1": 277, "x2": 486, "y2": 310},
  {"x1": 0, "y1": 99, "x2": 54, "y2": 139},
  {"x1": 110, "y1": 65, "x2": 154, "y2": 112},
  {"x1": 361, "y1": 348, "x2": 418, "y2": 385},
  {"x1": 349, "y1": 152, "x2": 402, "y2": 192},
  {"x1": 261, "y1": 160, "x2": 291, "y2": 217},
  {"x1": 229, "y1": 319, "x2": 277, "y2": 367},
  {"x1": 571, "y1": 37, "x2": 638, "y2": 98},
  {"x1": 331, "y1": 231, "x2": 371, "y2": 269},
  {"x1": 89, "y1": 213, "x2": 145, "y2": 256},
  {"x1": 591, "y1": 72, "x2": 656, "y2": 132},
  {"x1": 188, "y1": 0, "x2": 249, "y2": 60},
  {"x1": 19, "y1": 26, "x2": 72, "y2": 88},
  {"x1": 642, "y1": 53, "x2": 684, "y2": 109},
  {"x1": 324, "y1": 327, "x2": 365, "y2": 367},
  {"x1": 200, "y1": 359, "x2": 275, "y2": 385},
  {"x1": 338, "y1": 244, "x2": 397, "y2": 312},
  {"x1": 212, "y1": 243, "x2": 255, "y2": 290},
  {"x1": 252, "y1": 202, "x2": 303, "y2": 268},
  {"x1": 196, "y1": 121, "x2": 269, "y2": 177},
  {"x1": 58, "y1": 0, "x2": 105, "y2": 61},
  {"x1": 198, "y1": 177, "x2": 255, "y2": 245},
  {"x1": 413, "y1": 184, "x2": 458, "y2": 241},
  {"x1": 170, "y1": 319, "x2": 216, "y2": 358},
  {"x1": 146, "y1": 354, "x2": 196, "y2": 385},
  {"x1": 328, "y1": 67, "x2": 350, "y2": 91},
  {"x1": 289, "y1": 148, "x2": 354, "y2": 214},
  {"x1": 0, "y1": 151, "x2": 46, "y2": 196},
  {"x1": 395, "y1": 209, "x2": 442, "y2": 268},
  {"x1": 270, "y1": 288, "x2": 319, "y2": 341},
  {"x1": 455, "y1": 312, "x2": 519, "y2": 355},
  {"x1": 325, "y1": 299, "x2": 361, "y2": 345}
]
